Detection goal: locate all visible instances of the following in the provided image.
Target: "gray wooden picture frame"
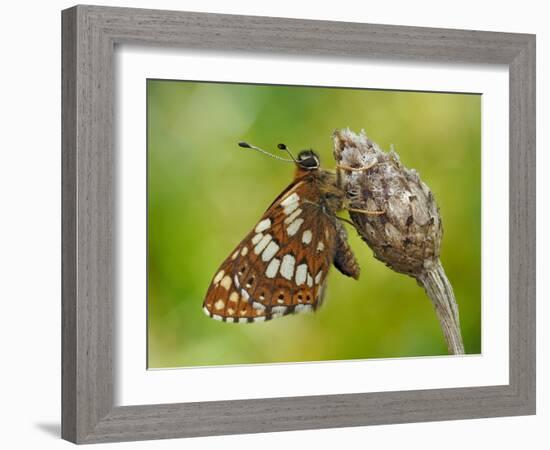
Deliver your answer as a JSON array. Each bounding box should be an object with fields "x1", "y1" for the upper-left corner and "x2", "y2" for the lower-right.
[{"x1": 61, "y1": 4, "x2": 536, "y2": 444}]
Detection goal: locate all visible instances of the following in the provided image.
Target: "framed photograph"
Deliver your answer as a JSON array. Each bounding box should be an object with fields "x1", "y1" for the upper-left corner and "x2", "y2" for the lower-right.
[{"x1": 61, "y1": 5, "x2": 535, "y2": 444}]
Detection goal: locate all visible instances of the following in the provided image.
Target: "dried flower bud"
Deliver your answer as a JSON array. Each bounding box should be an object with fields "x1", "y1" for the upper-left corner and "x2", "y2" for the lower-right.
[
  {"x1": 333, "y1": 128, "x2": 464, "y2": 355},
  {"x1": 333, "y1": 128, "x2": 442, "y2": 277}
]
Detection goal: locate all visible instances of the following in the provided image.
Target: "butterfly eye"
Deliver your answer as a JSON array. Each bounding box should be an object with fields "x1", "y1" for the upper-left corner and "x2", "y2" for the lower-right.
[{"x1": 296, "y1": 150, "x2": 320, "y2": 170}]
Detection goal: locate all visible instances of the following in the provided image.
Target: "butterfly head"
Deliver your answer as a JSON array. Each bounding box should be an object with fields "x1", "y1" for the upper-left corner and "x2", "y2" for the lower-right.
[{"x1": 296, "y1": 149, "x2": 321, "y2": 171}]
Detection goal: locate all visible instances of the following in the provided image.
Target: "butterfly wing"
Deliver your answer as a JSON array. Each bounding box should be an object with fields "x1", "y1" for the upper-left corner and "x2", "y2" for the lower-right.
[{"x1": 203, "y1": 178, "x2": 338, "y2": 323}]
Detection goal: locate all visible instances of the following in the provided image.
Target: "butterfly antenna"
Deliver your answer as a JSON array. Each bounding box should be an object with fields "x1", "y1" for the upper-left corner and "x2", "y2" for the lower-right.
[
  {"x1": 238, "y1": 141, "x2": 294, "y2": 162},
  {"x1": 277, "y1": 143, "x2": 297, "y2": 162}
]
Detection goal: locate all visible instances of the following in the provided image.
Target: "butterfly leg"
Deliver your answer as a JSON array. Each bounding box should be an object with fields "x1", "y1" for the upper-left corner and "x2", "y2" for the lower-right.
[
  {"x1": 336, "y1": 160, "x2": 377, "y2": 172},
  {"x1": 347, "y1": 207, "x2": 386, "y2": 216}
]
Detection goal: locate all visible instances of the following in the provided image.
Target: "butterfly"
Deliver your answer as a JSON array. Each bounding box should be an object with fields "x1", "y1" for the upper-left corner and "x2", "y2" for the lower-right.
[{"x1": 203, "y1": 141, "x2": 381, "y2": 323}]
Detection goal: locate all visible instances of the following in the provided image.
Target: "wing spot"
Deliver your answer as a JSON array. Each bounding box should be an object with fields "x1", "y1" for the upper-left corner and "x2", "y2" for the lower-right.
[
  {"x1": 229, "y1": 291, "x2": 239, "y2": 303},
  {"x1": 286, "y1": 218, "x2": 304, "y2": 236},
  {"x1": 317, "y1": 241, "x2": 325, "y2": 252},
  {"x1": 220, "y1": 275, "x2": 232, "y2": 290},
  {"x1": 272, "y1": 306, "x2": 287, "y2": 315},
  {"x1": 295, "y1": 304, "x2": 313, "y2": 313},
  {"x1": 265, "y1": 258, "x2": 281, "y2": 278},
  {"x1": 261, "y1": 240, "x2": 280, "y2": 262},
  {"x1": 255, "y1": 218, "x2": 271, "y2": 233},
  {"x1": 302, "y1": 230, "x2": 312, "y2": 245},
  {"x1": 251, "y1": 233, "x2": 263, "y2": 245},
  {"x1": 212, "y1": 314, "x2": 223, "y2": 321},
  {"x1": 280, "y1": 193, "x2": 300, "y2": 216},
  {"x1": 226, "y1": 308, "x2": 235, "y2": 315},
  {"x1": 240, "y1": 246, "x2": 248, "y2": 256},
  {"x1": 254, "y1": 233, "x2": 273, "y2": 255},
  {"x1": 307, "y1": 273, "x2": 313, "y2": 287},
  {"x1": 214, "y1": 299, "x2": 225, "y2": 310},
  {"x1": 283, "y1": 208, "x2": 302, "y2": 225},
  {"x1": 213, "y1": 270, "x2": 225, "y2": 284},
  {"x1": 281, "y1": 192, "x2": 299, "y2": 204},
  {"x1": 280, "y1": 254, "x2": 296, "y2": 280},
  {"x1": 295, "y1": 263, "x2": 308, "y2": 285},
  {"x1": 231, "y1": 250, "x2": 239, "y2": 260},
  {"x1": 202, "y1": 306, "x2": 211, "y2": 317}
]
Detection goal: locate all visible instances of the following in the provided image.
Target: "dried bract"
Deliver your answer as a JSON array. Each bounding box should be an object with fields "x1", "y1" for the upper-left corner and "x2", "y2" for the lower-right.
[
  {"x1": 333, "y1": 128, "x2": 464, "y2": 354},
  {"x1": 333, "y1": 128, "x2": 442, "y2": 276}
]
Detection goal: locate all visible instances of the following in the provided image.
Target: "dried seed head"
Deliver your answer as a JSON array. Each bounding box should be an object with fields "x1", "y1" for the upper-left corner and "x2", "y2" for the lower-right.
[{"x1": 333, "y1": 128, "x2": 442, "y2": 277}]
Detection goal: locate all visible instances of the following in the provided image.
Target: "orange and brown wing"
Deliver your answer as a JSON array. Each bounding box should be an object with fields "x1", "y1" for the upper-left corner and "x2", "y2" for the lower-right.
[{"x1": 203, "y1": 179, "x2": 338, "y2": 323}]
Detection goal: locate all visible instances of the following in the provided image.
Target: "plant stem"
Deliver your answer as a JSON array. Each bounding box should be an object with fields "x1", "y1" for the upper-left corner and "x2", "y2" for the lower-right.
[{"x1": 416, "y1": 259, "x2": 465, "y2": 355}]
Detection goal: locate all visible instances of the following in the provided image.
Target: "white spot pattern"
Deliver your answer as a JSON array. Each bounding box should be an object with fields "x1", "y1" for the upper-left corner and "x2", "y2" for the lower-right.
[
  {"x1": 213, "y1": 270, "x2": 224, "y2": 284},
  {"x1": 254, "y1": 233, "x2": 272, "y2": 254},
  {"x1": 280, "y1": 193, "x2": 300, "y2": 215},
  {"x1": 251, "y1": 233, "x2": 263, "y2": 245},
  {"x1": 220, "y1": 275, "x2": 232, "y2": 290},
  {"x1": 280, "y1": 254, "x2": 296, "y2": 280},
  {"x1": 302, "y1": 229, "x2": 312, "y2": 244},
  {"x1": 286, "y1": 218, "x2": 304, "y2": 236},
  {"x1": 271, "y1": 306, "x2": 287, "y2": 315},
  {"x1": 283, "y1": 208, "x2": 302, "y2": 225},
  {"x1": 265, "y1": 258, "x2": 281, "y2": 278},
  {"x1": 295, "y1": 264, "x2": 308, "y2": 285},
  {"x1": 252, "y1": 302, "x2": 265, "y2": 310},
  {"x1": 255, "y1": 218, "x2": 271, "y2": 233},
  {"x1": 295, "y1": 304, "x2": 313, "y2": 313},
  {"x1": 261, "y1": 240, "x2": 279, "y2": 262}
]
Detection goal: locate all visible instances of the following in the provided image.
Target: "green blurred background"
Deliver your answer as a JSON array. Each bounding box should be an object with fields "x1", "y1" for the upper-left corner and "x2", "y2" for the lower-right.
[{"x1": 147, "y1": 79, "x2": 481, "y2": 368}]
